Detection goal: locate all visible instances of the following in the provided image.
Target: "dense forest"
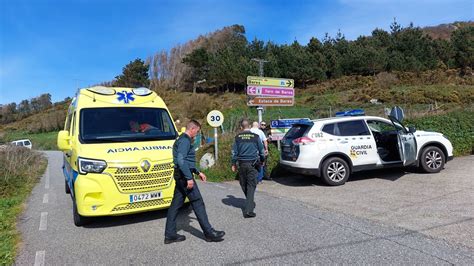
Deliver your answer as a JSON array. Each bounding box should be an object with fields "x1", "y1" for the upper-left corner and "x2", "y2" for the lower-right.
[
  {"x1": 143, "y1": 21, "x2": 473, "y2": 92},
  {"x1": 1, "y1": 21, "x2": 473, "y2": 126}
]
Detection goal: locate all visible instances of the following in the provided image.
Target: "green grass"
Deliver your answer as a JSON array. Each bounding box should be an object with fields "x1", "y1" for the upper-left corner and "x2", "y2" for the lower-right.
[
  {"x1": 0, "y1": 131, "x2": 58, "y2": 150},
  {"x1": 0, "y1": 148, "x2": 47, "y2": 265},
  {"x1": 407, "y1": 110, "x2": 474, "y2": 156}
]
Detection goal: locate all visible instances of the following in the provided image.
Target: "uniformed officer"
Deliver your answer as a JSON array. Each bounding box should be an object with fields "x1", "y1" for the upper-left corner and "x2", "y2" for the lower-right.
[
  {"x1": 164, "y1": 119, "x2": 225, "y2": 244},
  {"x1": 231, "y1": 119, "x2": 265, "y2": 218}
]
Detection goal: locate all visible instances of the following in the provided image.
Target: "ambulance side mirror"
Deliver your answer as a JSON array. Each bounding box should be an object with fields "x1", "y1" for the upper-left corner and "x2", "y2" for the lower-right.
[{"x1": 57, "y1": 130, "x2": 72, "y2": 151}]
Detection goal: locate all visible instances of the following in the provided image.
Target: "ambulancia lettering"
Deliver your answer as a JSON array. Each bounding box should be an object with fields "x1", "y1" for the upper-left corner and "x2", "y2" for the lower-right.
[{"x1": 107, "y1": 145, "x2": 172, "y2": 153}]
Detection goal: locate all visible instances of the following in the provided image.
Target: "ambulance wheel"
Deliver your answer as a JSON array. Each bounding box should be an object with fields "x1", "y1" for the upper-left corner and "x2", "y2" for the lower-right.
[
  {"x1": 73, "y1": 197, "x2": 90, "y2": 226},
  {"x1": 321, "y1": 157, "x2": 350, "y2": 186},
  {"x1": 419, "y1": 146, "x2": 445, "y2": 173},
  {"x1": 65, "y1": 179, "x2": 70, "y2": 194}
]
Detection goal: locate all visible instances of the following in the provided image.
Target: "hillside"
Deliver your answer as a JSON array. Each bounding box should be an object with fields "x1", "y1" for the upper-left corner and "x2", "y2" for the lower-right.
[
  {"x1": 1, "y1": 68, "x2": 472, "y2": 146},
  {"x1": 422, "y1": 21, "x2": 474, "y2": 40}
]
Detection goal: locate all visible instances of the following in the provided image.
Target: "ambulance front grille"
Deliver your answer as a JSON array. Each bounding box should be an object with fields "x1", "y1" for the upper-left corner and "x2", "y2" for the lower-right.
[
  {"x1": 109, "y1": 163, "x2": 174, "y2": 193},
  {"x1": 111, "y1": 198, "x2": 172, "y2": 212}
]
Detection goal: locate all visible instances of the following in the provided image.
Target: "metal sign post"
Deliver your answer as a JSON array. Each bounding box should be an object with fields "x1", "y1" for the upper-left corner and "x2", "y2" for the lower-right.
[
  {"x1": 206, "y1": 110, "x2": 224, "y2": 162},
  {"x1": 214, "y1": 127, "x2": 218, "y2": 161},
  {"x1": 246, "y1": 76, "x2": 295, "y2": 124}
]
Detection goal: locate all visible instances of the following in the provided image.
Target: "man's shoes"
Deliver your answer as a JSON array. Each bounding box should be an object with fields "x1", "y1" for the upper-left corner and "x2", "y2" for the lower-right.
[
  {"x1": 243, "y1": 212, "x2": 256, "y2": 218},
  {"x1": 204, "y1": 229, "x2": 225, "y2": 242},
  {"x1": 164, "y1": 234, "x2": 186, "y2": 244}
]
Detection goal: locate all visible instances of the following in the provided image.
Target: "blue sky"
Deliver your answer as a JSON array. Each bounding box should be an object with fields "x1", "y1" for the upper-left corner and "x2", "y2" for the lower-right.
[{"x1": 0, "y1": 0, "x2": 472, "y2": 104}]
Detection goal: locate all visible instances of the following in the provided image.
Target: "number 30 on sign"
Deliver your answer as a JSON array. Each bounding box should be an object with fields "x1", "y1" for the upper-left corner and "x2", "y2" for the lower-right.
[{"x1": 207, "y1": 110, "x2": 224, "y2": 127}]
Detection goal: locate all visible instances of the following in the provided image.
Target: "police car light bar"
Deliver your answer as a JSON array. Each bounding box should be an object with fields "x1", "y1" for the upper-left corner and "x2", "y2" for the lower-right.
[{"x1": 335, "y1": 109, "x2": 365, "y2": 117}]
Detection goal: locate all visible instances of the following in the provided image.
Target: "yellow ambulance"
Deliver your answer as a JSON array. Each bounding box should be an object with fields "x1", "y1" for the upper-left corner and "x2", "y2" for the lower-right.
[{"x1": 57, "y1": 86, "x2": 180, "y2": 226}]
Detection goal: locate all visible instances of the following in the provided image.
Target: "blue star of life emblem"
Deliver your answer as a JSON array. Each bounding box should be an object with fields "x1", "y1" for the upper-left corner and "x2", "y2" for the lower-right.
[{"x1": 117, "y1": 91, "x2": 135, "y2": 104}]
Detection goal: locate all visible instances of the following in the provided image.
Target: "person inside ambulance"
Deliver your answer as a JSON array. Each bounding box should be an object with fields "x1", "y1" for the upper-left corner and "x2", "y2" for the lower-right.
[{"x1": 129, "y1": 120, "x2": 156, "y2": 133}]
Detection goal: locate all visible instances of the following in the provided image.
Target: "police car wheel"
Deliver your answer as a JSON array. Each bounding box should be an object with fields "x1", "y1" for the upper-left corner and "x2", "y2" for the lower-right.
[
  {"x1": 65, "y1": 179, "x2": 71, "y2": 194},
  {"x1": 419, "y1": 146, "x2": 445, "y2": 173},
  {"x1": 73, "y1": 197, "x2": 90, "y2": 226},
  {"x1": 321, "y1": 157, "x2": 350, "y2": 186}
]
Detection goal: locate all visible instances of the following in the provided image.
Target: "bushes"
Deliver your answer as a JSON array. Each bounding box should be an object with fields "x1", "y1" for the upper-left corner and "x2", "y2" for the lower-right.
[
  {"x1": 196, "y1": 133, "x2": 281, "y2": 182},
  {"x1": 0, "y1": 146, "x2": 46, "y2": 196},
  {"x1": 0, "y1": 147, "x2": 46, "y2": 265},
  {"x1": 407, "y1": 110, "x2": 473, "y2": 156}
]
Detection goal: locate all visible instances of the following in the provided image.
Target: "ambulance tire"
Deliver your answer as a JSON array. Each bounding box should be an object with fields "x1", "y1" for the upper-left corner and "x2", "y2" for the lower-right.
[
  {"x1": 65, "y1": 179, "x2": 70, "y2": 194},
  {"x1": 419, "y1": 146, "x2": 445, "y2": 173},
  {"x1": 321, "y1": 157, "x2": 350, "y2": 186},
  {"x1": 73, "y1": 197, "x2": 90, "y2": 227}
]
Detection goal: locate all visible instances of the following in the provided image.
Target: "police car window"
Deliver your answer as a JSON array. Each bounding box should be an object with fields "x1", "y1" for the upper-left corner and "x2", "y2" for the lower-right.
[
  {"x1": 322, "y1": 123, "x2": 335, "y2": 135},
  {"x1": 367, "y1": 120, "x2": 396, "y2": 133},
  {"x1": 80, "y1": 107, "x2": 177, "y2": 143},
  {"x1": 337, "y1": 120, "x2": 370, "y2": 136},
  {"x1": 285, "y1": 124, "x2": 311, "y2": 139}
]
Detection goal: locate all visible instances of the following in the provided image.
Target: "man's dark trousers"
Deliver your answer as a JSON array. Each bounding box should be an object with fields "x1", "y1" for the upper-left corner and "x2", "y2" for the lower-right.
[
  {"x1": 238, "y1": 162, "x2": 258, "y2": 214},
  {"x1": 165, "y1": 171, "x2": 212, "y2": 238}
]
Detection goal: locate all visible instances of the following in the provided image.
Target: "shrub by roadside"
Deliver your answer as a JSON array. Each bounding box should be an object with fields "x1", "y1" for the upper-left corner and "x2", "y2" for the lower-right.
[
  {"x1": 407, "y1": 110, "x2": 473, "y2": 156},
  {"x1": 196, "y1": 133, "x2": 281, "y2": 182},
  {"x1": 0, "y1": 147, "x2": 47, "y2": 265}
]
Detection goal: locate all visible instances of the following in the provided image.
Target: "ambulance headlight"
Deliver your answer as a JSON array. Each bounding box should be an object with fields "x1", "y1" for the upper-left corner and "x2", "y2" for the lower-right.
[
  {"x1": 132, "y1": 87, "x2": 152, "y2": 96},
  {"x1": 78, "y1": 157, "x2": 107, "y2": 174}
]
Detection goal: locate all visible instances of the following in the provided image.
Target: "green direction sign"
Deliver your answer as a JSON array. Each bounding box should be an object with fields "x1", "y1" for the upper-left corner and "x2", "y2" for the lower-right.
[{"x1": 247, "y1": 76, "x2": 294, "y2": 88}]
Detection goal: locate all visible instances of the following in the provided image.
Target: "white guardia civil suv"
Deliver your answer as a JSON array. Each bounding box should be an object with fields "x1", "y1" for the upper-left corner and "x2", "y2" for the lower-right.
[{"x1": 280, "y1": 115, "x2": 453, "y2": 185}]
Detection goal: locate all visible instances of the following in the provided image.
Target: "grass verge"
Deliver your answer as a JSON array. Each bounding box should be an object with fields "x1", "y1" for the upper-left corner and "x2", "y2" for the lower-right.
[
  {"x1": 0, "y1": 131, "x2": 58, "y2": 150},
  {"x1": 0, "y1": 147, "x2": 47, "y2": 265}
]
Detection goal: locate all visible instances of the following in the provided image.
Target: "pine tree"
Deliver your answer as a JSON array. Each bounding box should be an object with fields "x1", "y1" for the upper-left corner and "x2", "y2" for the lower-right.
[{"x1": 114, "y1": 58, "x2": 150, "y2": 88}]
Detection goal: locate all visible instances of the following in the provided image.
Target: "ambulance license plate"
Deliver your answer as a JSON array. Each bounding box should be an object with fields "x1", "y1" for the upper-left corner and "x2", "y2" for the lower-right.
[{"x1": 129, "y1": 191, "x2": 162, "y2": 203}]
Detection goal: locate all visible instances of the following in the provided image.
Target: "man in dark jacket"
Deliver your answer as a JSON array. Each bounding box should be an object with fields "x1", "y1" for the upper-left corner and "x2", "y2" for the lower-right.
[
  {"x1": 231, "y1": 119, "x2": 265, "y2": 218},
  {"x1": 164, "y1": 120, "x2": 225, "y2": 244}
]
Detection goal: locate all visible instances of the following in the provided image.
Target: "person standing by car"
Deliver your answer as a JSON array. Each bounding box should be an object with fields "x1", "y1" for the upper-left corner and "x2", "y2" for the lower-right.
[
  {"x1": 232, "y1": 119, "x2": 265, "y2": 218},
  {"x1": 164, "y1": 119, "x2": 225, "y2": 243},
  {"x1": 260, "y1": 121, "x2": 270, "y2": 140},
  {"x1": 250, "y1": 121, "x2": 268, "y2": 183}
]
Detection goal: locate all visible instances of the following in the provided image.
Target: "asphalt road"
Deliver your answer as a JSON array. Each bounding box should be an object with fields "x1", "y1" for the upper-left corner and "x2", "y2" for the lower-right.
[
  {"x1": 255, "y1": 156, "x2": 474, "y2": 250},
  {"x1": 16, "y1": 151, "x2": 474, "y2": 265}
]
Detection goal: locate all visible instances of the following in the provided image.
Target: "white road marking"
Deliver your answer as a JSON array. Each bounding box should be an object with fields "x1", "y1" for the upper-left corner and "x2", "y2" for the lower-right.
[
  {"x1": 45, "y1": 164, "x2": 50, "y2": 189},
  {"x1": 43, "y1": 193, "x2": 49, "y2": 204},
  {"x1": 214, "y1": 184, "x2": 226, "y2": 189},
  {"x1": 39, "y1": 212, "x2": 48, "y2": 231},
  {"x1": 34, "y1": 250, "x2": 45, "y2": 266}
]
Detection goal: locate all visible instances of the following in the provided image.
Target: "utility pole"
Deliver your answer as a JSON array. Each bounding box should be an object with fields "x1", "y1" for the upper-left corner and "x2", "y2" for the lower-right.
[{"x1": 251, "y1": 58, "x2": 268, "y2": 124}]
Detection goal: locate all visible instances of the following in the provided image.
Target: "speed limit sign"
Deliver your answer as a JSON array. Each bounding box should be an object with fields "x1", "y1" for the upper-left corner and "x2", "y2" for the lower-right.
[{"x1": 206, "y1": 110, "x2": 224, "y2": 127}]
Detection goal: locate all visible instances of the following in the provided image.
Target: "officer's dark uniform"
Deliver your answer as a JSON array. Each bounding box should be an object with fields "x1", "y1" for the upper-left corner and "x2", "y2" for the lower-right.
[
  {"x1": 164, "y1": 133, "x2": 213, "y2": 238},
  {"x1": 232, "y1": 130, "x2": 265, "y2": 215}
]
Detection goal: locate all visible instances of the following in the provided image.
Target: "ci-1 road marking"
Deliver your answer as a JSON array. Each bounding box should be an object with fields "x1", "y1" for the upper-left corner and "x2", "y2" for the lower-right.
[
  {"x1": 39, "y1": 212, "x2": 48, "y2": 231},
  {"x1": 42, "y1": 193, "x2": 49, "y2": 204},
  {"x1": 34, "y1": 250, "x2": 45, "y2": 266}
]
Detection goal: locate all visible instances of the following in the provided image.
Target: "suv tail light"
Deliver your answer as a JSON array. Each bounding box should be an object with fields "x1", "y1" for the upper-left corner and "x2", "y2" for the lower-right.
[{"x1": 292, "y1": 137, "x2": 315, "y2": 145}]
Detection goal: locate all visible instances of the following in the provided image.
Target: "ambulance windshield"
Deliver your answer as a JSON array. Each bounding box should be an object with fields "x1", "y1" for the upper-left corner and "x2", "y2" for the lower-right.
[{"x1": 80, "y1": 107, "x2": 177, "y2": 143}]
